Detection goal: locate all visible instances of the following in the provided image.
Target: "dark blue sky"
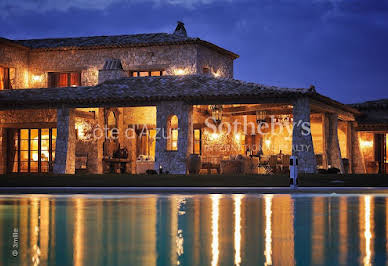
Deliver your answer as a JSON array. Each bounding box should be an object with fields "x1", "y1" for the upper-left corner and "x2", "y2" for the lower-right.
[{"x1": 1, "y1": 0, "x2": 387, "y2": 103}]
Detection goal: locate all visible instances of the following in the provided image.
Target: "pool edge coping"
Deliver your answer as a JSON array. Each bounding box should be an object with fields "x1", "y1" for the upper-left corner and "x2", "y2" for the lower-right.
[{"x1": 1, "y1": 186, "x2": 388, "y2": 194}]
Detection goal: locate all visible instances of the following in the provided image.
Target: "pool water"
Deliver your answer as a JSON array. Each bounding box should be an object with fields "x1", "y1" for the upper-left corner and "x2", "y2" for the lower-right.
[{"x1": 0, "y1": 193, "x2": 387, "y2": 266}]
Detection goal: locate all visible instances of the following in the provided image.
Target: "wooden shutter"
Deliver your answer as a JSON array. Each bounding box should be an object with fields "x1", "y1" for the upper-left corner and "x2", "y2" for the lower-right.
[{"x1": 3, "y1": 68, "x2": 10, "y2": 90}]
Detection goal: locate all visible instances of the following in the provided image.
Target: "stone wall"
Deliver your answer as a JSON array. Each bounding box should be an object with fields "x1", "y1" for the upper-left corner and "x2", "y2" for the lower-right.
[
  {"x1": 292, "y1": 97, "x2": 317, "y2": 174},
  {"x1": 123, "y1": 107, "x2": 156, "y2": 126},
  {"x1": 27, "y1": 44, "x2": 205, "y2": 88},
  {"x1": 197, "y1": 45, "x2": 234, "y2": 78},
  {"x1": 0, "y1": 109, "x2": 57, "y2": 124},
  {"x1": 351, "y1": 122, "x2": 366, "y2": 174},
  {"x1": 155, "y1": 101, "x2": 193, "y2": 174},
  {"x1": 53, "y1": 108, "x2": 76, "y2": 174},
  {"x1": 0, "y1": 43, "x2": 29, "y2": 89},
  {"x1": 2, "y1": 42, "x2": 234, "y2": 89},
  {"x1": 324, "y1": 113, "x2": 344, "y2": 173},
  {"x1": 73, "y1": 110, "x2": 104, "y2": 174}
]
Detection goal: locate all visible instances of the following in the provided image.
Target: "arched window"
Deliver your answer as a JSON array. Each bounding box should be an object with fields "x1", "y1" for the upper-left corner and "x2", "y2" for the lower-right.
[
  {"x1": 166, "y1": 115, "x2": 178, "y2": 151},
  {"x1": 107, "y1": 112, "x2": 116, "y2": 128}
]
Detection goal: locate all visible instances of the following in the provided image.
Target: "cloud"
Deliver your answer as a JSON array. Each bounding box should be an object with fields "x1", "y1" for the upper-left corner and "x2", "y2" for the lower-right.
[{"x1": 0, "y1": 0, "x2": 234, "y2": 16}]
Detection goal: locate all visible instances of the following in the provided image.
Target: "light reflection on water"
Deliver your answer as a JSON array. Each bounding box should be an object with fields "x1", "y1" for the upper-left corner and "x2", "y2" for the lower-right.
[{"x1": 1, "y1": 194, "x2": 388, "y2": 265}]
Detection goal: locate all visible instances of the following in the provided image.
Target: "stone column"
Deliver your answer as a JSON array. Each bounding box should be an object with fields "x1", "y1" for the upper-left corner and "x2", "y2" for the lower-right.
[
  {"x1": 98, "y1": 58, "x2": 127, "y2": 84},
  {"x1": 324, "y1": 113, "x2": 344, "y2": 173},
  {"x1": 53, "y1": 108, "x2": 76, "y2": 174},
  {"x1": 346, "y1": 122, "x2": 353, "y2": 173},
  {"x1": 155, "y1": 101, "x2": 193, "y2": 174},
  {"x1": 87, "y1": 108, "x2": 104, "y2": 174},
  {"x1": 292, "y1": 97, "x2": 317, "y2": 174},
  {"x1": 321, "y1": 114, "x2": 329, "y2": 169},
  {"x1": 0, "y1": 128, "x2": 6, "y2": 174},
  {"x1": 350, "y1": 122, "x2": 366, "y2": 174}
]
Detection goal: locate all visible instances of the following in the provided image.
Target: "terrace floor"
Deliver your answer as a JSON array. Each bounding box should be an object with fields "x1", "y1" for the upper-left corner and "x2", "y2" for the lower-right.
[{"x1": 0, "y1": 174, "x2": 388, "y2": 189}]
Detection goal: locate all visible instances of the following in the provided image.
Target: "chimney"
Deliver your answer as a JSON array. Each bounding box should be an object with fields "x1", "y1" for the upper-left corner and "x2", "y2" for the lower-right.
[
  {"x1": 173, "y1": 21, "x2": 187, "y2": 38},
  {"x1": 98, "y1": 58, "x2": 127, "y2": 84}
]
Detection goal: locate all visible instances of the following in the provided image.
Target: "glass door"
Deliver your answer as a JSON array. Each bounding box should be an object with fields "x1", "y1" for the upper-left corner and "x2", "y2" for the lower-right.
[{"x1": 8, "y1": 128, "x2": 57, "y2": 173}]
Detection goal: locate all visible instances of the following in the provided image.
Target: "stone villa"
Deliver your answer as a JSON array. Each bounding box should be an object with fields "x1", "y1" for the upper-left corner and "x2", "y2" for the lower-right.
[{"x1": 0, "y1": 22, "x2": 386, "y2": 175}]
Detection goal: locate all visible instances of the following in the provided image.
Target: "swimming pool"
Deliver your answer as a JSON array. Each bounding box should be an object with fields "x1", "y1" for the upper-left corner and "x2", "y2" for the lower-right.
[{"x1": 1, "y1": 193, "x2": 387, "y2": 265}]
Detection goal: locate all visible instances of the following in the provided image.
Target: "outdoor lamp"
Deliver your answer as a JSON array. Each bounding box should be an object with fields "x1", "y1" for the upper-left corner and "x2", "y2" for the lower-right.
[{"x1": 211, "y1": 105, "x2": 223, "y2": 124}]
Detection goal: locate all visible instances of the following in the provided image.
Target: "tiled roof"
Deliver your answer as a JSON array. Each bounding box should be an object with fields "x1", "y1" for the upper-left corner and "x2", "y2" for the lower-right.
[
  {"x1": 0, "y1": 37, "x2": 29, "y2": 49},
  {"x1": 17, "y1": 33, "x2": 191, "y2": 49},
  {"x1": 350, "y1": 99, "x2": 388, "y2": 111},
  {"x1": 350, "y1": 99, "x2": 388, "y2": 126},
  {"x1": 13, "y1": 33, "x2": 238, "y2": 58},
  {"x1": 0, "y1": 75, "x2": 354, "y2": 113}
]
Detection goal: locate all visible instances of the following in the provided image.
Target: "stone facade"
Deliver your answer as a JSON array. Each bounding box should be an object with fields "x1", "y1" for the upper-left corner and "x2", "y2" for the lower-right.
[
  {"x1": 292, "y1": 97, "x2": 317, "y2": 174},
  {"x1": 53, "y1": 108, "x2": 76, "y2": 174},
  {"x1": 155, "y1": 101, "x2": 193, "y2": 174},
  {"x1": 197, "y1": 45, "x2": 234, "y2": 78},
  {"x1": 350, "y1": 122, "x2": 367, "y2": 174},
  {"x1": 0, "y1": 43, "x2": 29, "y2": 89},
  {"x1": 0, "y1": 109, "x2": 57, "y2": 124},
  {"x1": 324, "y1": 113, "x2": 344, "y2": 173},
  {"x1": 22, "y1": 43, "x2": 233, "y2": 89},
  {"x1": 87, "y1": 108, "x2": 104, "y2": 174}
]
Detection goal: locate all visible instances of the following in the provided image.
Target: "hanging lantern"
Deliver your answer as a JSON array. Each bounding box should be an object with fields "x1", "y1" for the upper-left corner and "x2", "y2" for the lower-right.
[
  {"x1": 256, "y1": 110, "x2": 267, "y2": 123},
  {"x1": 210, "y1": 105, "x2": 223, "y2": 124}
]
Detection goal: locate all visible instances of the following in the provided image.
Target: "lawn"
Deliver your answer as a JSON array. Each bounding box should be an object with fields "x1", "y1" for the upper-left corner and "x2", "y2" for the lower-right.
[{"x1": 0, "y1": 173, "x2": 387, "y2": 187}]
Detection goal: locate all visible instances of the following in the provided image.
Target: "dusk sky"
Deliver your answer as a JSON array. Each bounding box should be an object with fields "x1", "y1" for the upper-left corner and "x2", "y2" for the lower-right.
[{"x1": 1, "y1": 0, "x2": 387, "y2": 104}]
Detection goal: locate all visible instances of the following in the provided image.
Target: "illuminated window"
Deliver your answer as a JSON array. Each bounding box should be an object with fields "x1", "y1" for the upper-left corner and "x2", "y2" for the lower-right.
[
  {"x1": 139, "y1": 71, "x2": 149, "y2": 77},
  {"x1": 48, "y1": 72, "x2": 81, "y2": 88},
  {"x1": 0, "y1": 66, "x2": 15, "y2": 90},
  {"x1": 129, "y1": 70, "x2": 166, "y2": 77},
  {"x1": 8, "y1": 128, "x2": 56, "y2": 173},
  {"x1": 172, "y1": 129, "x2": 178, "y2": 150},
  {"x1": 193, "y1": 129, "x2": 201, "y2": 154},
  {"x1": 166, "y1": 115, "x2": 178, "y2": 151}
]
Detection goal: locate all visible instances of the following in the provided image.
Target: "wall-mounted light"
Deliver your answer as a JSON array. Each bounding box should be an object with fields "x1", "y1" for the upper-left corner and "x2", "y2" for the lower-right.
[
  {"x1": 209, "y1": 132, "x2": 220, "y2": 141},
  {"x1": 265, "y1": 139, "x2": 271, "y2": 148},
  {"x1": 212, "y1": 70, "x2": 221, "y2": 78},
  {"x1": 32, "y1": 75, "x2": 43, "y2": 83},
  {"x1": 234, "y1": 133, "x2": 241, "y2": 142},
  {"x1": 174, "y1": 68, "x2": 186, "y2": 75},
  {"x1": 360, "y1": 140, "x2": 373, "y2": 148}
]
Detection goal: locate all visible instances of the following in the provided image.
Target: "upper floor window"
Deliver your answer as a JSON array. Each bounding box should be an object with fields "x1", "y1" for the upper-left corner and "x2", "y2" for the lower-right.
[
  {"x1": 129, "y1": 70, "x2": 167, "y2": 77},
  {"x1": 0, "y1": 66, "x2": 15, "y2": 90},
  {"x1": 48, "y1": 72, "x2": 81, "y2": 88}
]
